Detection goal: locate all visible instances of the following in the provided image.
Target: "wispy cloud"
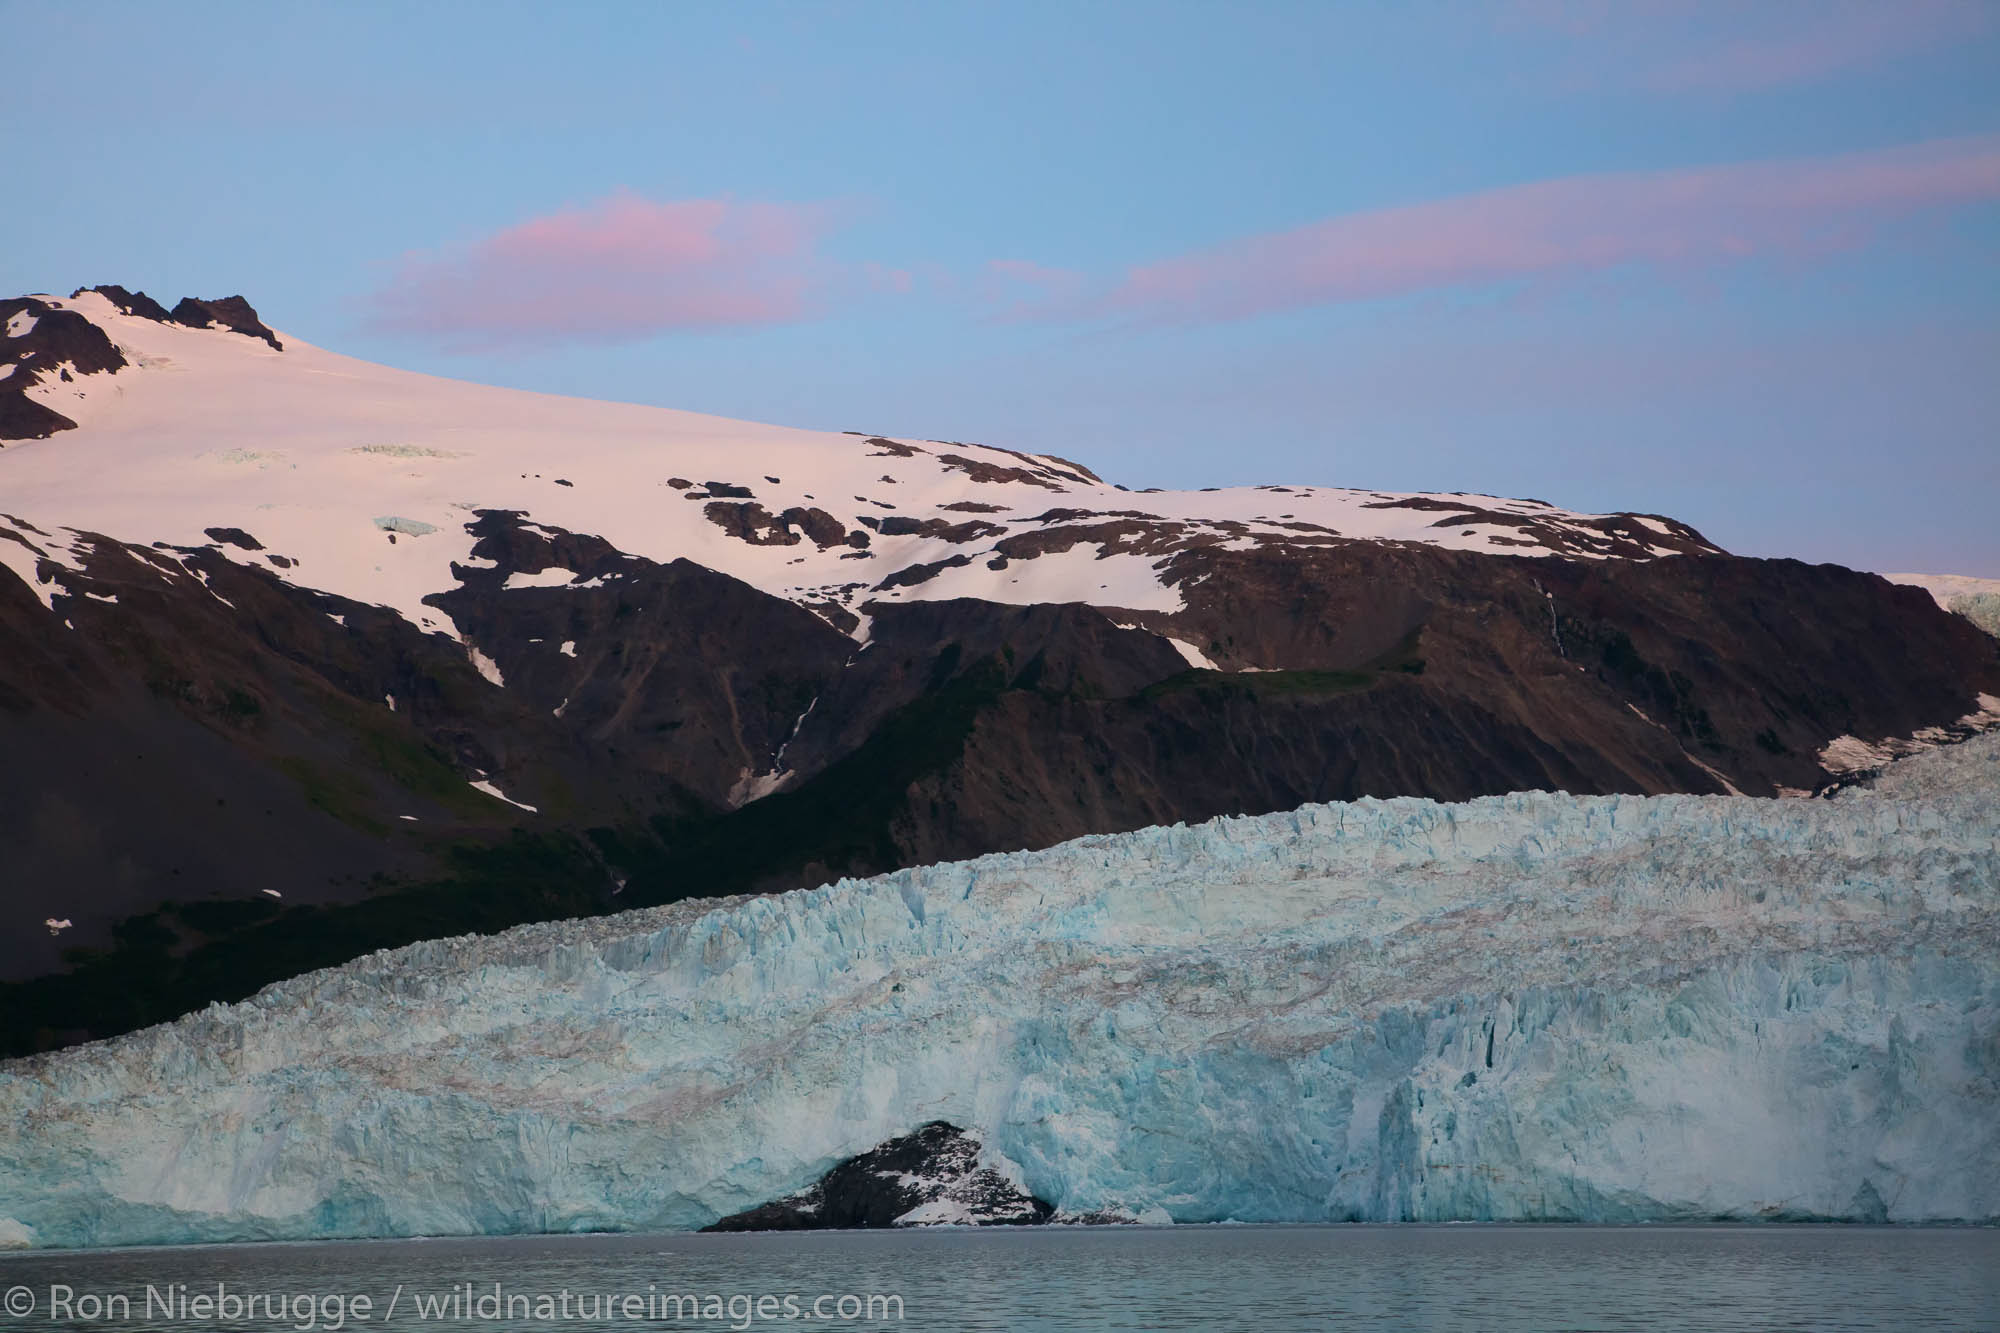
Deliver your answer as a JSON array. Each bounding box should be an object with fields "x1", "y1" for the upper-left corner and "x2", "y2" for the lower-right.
[
  {"x1": 1645, "y1": 0, "x2": 1995, "y2": 91},
  {"x1": 1509, "y1": 0, "x2": 1996, "y2": 93},
  {"x1": 1019, "y1": 135, "x2": 2000, "y2": 326},
  {"x1": 368, "y1": 192, "x2": 840, "y2": 349},
  {"x1": 982, "y1": 259, "x2": 1088, "y2": 319}
]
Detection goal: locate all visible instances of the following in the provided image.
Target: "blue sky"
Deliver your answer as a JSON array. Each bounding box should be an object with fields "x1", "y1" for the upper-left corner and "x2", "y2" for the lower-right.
[{"x1": 9, "y1": 0, "x2": 1998, "y2": 574}]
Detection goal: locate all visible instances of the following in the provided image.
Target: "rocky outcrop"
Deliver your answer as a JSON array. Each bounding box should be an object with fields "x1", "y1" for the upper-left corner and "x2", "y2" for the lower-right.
[
  {"x1": 704, "y1": 1124, "x2": 1054, "y2": 1231},
  {"x1": 168, "y1": 295, "x2": 283, "y2": 350},
  {"x1": 75, "y1": 285, "x2": 174, "y2": 322},
  {"x1": 0, "y1": 297, "x2": 129, "y2": 440},
  {"x1": 2, "y1": 290, "x2": 283, "y2": 442}
]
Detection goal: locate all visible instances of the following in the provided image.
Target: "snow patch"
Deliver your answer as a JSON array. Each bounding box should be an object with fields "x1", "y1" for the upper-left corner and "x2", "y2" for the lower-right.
[
  {"x1": 502, "y1": 568, "x2": 577, "y2": 590},
  {"x1": 728, "y1": 768, "x2": 794, "y2": 807},
  {"x1": 1165, "y1": 637, "x2": 1219, "y2": 670},
  {"x1": 468, "y1": 778, "x2": 537, "y2": 813},
  {"x1": 0, "y1": 520, "x2": 86, "y2": 612},
  {"x1": 5, "y1": 311, "x2": 36, "y2": 338},
  {"x1": 466, "y1": 646, "x2": 505, "y2": 688}
]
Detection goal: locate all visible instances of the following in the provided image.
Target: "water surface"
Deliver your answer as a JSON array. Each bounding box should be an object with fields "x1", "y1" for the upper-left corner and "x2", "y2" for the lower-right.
[{"x1": 2, "y1": 1225, "x2": 1993, "y2": 1331}]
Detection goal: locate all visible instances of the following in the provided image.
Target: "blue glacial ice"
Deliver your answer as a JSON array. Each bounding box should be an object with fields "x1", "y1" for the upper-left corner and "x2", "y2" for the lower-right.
[{"x1": 2, "y1": 734, "x2": 1997, "y2": 1248}]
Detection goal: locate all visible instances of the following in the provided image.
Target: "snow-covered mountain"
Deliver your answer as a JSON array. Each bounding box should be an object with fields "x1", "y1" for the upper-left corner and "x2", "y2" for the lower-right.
[
  {"x1": 4, "y1": 731, "x2": 1995, "y2": 1248},
  {"x1": 3, "y1": 286, "x2": 1997, "y2": 1056},
  {"x1": 2, "y1": 286, "x2": 1717, "y2": 641}
]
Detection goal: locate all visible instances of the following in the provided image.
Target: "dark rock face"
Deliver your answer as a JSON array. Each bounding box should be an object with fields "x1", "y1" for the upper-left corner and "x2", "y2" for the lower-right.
[
  {"x1": 3, "y1": 505, "x2": 1997, "y2": 1055},
  {"x1": 75, "y1": 284, "x2": 174, "y2": 322},
  {"x1": 203, "y1": 526, "x2": 265, "y2": 551},
  {"x1": 701, "y1": 501, "x2": 854, "y2": 549},
  {"x1": 704, "y1": 1123, "x2": 1054, "y2": 1231},
  {"x1": 1, "y1": 297, "x2": 129, "y2": 441},
  {"x1": 1, "y1": 287, "x2": 292, "y2": 443},
  {"x1": 424, "y1": 510, "x2": 855, "y2": 810},
  {"x1": 936, "y1": 452, "x2": 1067, "y2": 491},
  {"x1": 0, "y1": 392, "x2": 76, "y2": 440},
  {"x1": 604, "y1": 544, "x2": 1999, "y2": 909},
  {"x1": 0, "y1": 513, "x2": 846, "y2": 1037},
  {"x1": 169, "y1": 295, "x2": 283, "y2": 350}
]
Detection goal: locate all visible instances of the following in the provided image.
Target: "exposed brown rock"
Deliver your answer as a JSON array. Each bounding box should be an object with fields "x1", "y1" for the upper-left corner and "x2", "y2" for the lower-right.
[
  {"x1": 703, "y1": 501, "x2": 852, "y2": 548},
  {"x1": 875, "y1": 516, "x2": 1006, "y2": 543},
  {"x1": 203, "y1": 527, "x2": 264, "y2": 551},
  {"x1": 937, "y1": 453, "x2": 1068, "y2": 491},
  {"x1": 75, "y1": 284, "x2": 175, "y2": 321},
  {"x1": 169, "y1": 295, "x2": 283, "y2": 351},
  {"x1": 875, "y1": 553, "x2": 973, "y2": 588},
  {"x1": 1359, "y1": 495, "x2": 1717, "y2": 559},
  {"x1": 705, "y1": 502, "x2": 801, "y2": 546},
  {"x1": 0, "y1": 297, "x2": 129, "y2": 441}
]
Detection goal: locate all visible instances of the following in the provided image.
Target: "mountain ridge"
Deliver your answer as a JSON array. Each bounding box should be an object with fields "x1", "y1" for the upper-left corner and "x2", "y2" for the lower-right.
[{"x1": 3, "y1": 284, "x2": 1996, "y2": 1055}]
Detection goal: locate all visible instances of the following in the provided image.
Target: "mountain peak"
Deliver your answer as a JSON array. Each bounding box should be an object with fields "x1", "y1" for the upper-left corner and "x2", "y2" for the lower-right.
[
  {"x1": 2, "y1": 286, "x2": 289, "y2": 443},
  {"x1": 1, "y1": 294, "x2": 129, "y2": 440},
  {"x1": 71, "y1": 285, "x2": 283, "y2": 351},
  {"x1": 2, "y1": 282, "x2": 1729, "y2": 639}
]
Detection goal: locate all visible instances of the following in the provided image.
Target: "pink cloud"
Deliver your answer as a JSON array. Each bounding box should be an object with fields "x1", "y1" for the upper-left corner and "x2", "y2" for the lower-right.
[
  {"x1": 1508, "y1": 0, "x2": 1995, "y2": 93},
  {"x1": 369, "y1": 193, "x2": 840, "y2": 348},
  {"x1": 1044, "y1": 135, "x2": 2000, "y2": 325},
  {"x1": 981, "y1": 259, "x2": 1087, "y2": 319},
  {"x1": 862, "y1": 261, "x2": 915, "y2": 294},
  {"x1": 1644, "y1": 0, "x2": 1995, "y2": 92}
]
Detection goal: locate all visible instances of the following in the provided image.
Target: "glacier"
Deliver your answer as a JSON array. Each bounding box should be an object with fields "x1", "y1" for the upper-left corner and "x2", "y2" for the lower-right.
[{"x1": 2, "y1": 734, "x2": 1997, "y2": 1248}]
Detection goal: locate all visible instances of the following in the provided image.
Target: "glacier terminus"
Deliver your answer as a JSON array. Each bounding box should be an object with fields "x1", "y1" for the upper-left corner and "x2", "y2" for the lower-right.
[{"x1": 1, "y1": 733, "x2": 1996, "y2": 1249}]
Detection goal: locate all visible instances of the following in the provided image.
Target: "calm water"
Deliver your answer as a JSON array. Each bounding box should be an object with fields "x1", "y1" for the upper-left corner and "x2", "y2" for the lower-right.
[{"x1": 1, "y1": 1226, "x2": 1994, "y2": 1332}]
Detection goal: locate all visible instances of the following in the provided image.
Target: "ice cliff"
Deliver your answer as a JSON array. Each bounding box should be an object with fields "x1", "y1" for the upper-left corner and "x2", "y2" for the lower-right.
[{"x1": 3, "y1": 735, "x2": 1998, "y2": 1248}]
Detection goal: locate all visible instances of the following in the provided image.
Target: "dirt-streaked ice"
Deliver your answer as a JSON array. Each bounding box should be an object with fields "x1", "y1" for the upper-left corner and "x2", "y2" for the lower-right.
[{"x1": 1, "y1": 736, "x2": 1996, "y2": 1248}]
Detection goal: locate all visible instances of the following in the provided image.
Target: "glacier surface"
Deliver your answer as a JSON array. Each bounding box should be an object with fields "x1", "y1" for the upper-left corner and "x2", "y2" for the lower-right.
[{"x1": 3, "y1": 736, "x2": 1998, "y2": 1248}]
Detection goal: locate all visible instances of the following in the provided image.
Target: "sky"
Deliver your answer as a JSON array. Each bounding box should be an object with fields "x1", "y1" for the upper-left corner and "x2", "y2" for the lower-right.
[{"x1": 8, "y1": 0, "x2": 1999, "y2": 575}]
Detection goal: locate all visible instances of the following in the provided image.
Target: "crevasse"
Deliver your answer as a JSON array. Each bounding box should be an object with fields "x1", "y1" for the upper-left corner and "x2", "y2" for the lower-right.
[{"x1": 2, "y1": 735, "x2": 1996, "y2": 1249}]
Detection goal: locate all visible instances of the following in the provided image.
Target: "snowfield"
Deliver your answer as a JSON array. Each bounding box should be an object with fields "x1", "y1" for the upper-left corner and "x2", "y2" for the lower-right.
[
  {"x1": 2, "y1": 290, "x2": 1716, "y2": 642},
  {"x1": 2, "y1": 733, "x2": 1995, "y2": 1248}
]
